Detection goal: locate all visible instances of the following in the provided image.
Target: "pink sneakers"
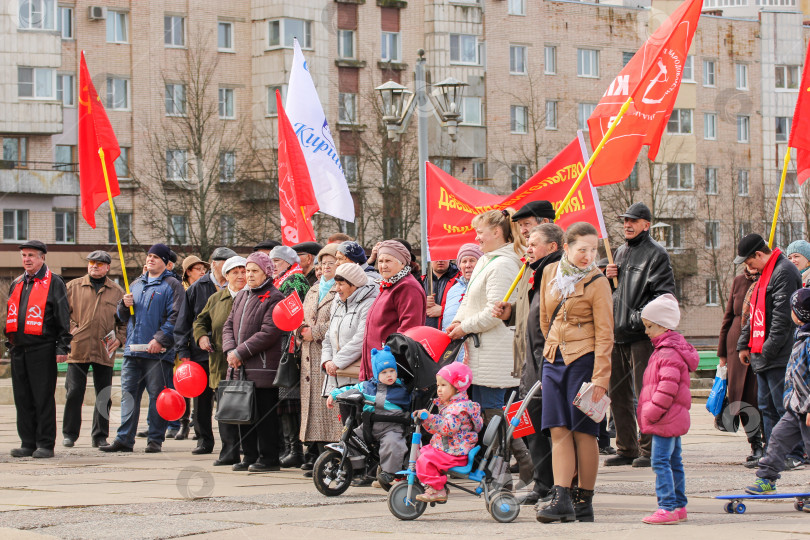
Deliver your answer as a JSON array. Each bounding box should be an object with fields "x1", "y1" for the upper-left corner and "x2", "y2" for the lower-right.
[
  {"x1": 642, "y1": 508, "x2": 680, "y2": 525},
  {"x1": 675, "y1": 507, "x2": 688, "y2": 521}
]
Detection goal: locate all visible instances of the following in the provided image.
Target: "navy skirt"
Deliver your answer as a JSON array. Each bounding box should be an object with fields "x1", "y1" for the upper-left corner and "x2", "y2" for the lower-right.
[{"x1": 540, "y1": 350, "x2": 600, "y2": 437}]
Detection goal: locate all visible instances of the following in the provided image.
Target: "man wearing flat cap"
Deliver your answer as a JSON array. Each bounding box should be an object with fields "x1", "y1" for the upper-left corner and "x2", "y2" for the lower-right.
[
  {"x1": 253, "y1": 239, "x2": 281, "y2": 255},
  {"x1": 292, "y1": 242, "x2": 323, "y2": 286},
  {"x1": 735, "y1": 234, "x2": 802, "y2": 463},
  {"x1": 63, "y1": 250, "x2": 126, "y2": 449},
  {"x1": 511, "y1": 200, "x2": 556, "y2": 241},
  {"x1": 4, "y1": 241, "x2": 71, "y2": 458},
  {"x1": 603, "y1": 202, "x2": 675, "y2": 468}
]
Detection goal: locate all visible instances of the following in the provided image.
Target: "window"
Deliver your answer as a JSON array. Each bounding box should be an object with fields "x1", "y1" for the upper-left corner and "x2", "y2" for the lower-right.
[
  {"x1": 704, "y1": 112, "x2": 717, "y2": 140},
  {"x1": 269, "y1": 18, "x2": 312, "y2": 49},
  {"x1": 383, "y1": 157, "x2": 399, "y2": 187},
  {"x1": 381, "y1": 32, "x2": 401, "y2": 62},
  {"x1": 3, "y1": 210, "x2": 28, "y2": 241},
  {"x1": 338, "y1": 92, "x2": 357, "y2": 124},
  {"x1": 664, "y1": 222, "x2": 683, "y2": 249},
  {"x1": 775, "y1": 221, "x2": 805, "y2": 247},
  {"x1": 165, "y1": 84, "x2": 186, "y2": 116},
  {"x1": 667, "y1": 163, "x2": 694, "y2": 190},
  {"x1": 705, "y1": 221, "x2": 719, "y2": 249},
  {"x1": 56, "y1": 73, "x2": 74, "y2": 106},
  {"x1": 544, "y1": 46, "x2": 557, "y2": 75},
  {"x1": 784, "y1": 172, "x2": 800, "y2": 196},
  {"x1": 450, "y1": 34, "x2": 478, "y2": 64},
  {"x1": 775, "y1": 117, "x2": 791, "y2": 142},
  {"x1": 703, "y1": 59, "x2": 715, "y2": 87},
  {"x1": 705, "y1": 167, "x2": 718, "y2": 194},
  {"x1": 18, "y1": 67, "x2": 55, "y2": 99},
  {"x1": 3, "y1": 137, "x2": 27, "y2": 167},
  {"x1": 166, "y1": 150, "x2": 187, "y2": 181},
  {"x1": 737, "y1": 169, "x2": 749, "y2": 196},
  {"x1": 472, "y1": 161, "x2": 486, "y2": 184},
  {"x1": 338, "y1": 29, "x2": 355, "y2": 59},
  {"x1": 218, "y1": 21, "x2": 234, "y2": 51},
  {"x1": 508, "y1": 0, "x2": 526, "y2": 15},
  {"x1": 545, "y1": 100, "x2": 557, "y2": 130},
  {"x1": 18, "y1": 0, "x2": 56, "y2": 30},
  {"x1": 54, "y1": 144, "x2": 74, "y2": 171},
  {"x1": 108, "y1": 213, "x2": 131, "y2": 244},
  {"x1": 775, "y1": 65, "x2": 799, "y2": 90},
  {"x1": 577, "y1": 103, "x2": 596, "y2": 131},
  {"x1": 54, "y1": 211, "x2": 75, "y2": 243},
  {"x1": 706, "y1": 279, "x2": 719, "y2": 306},
  {"x1": 340, "y1": 155, "x2": 357, "y2": 185},
  {"x1": 509, "y1": 45, "x2": 527, "y2": 74},
  {"x1": 577, "y1": 49, "x2": 599, "y2": 78},
  {"x1": 219, "y1": 151, "x2": 235, "y2": 182},
  {"x1": 221, "y1": 216, "x2": 236, "y2": 245},
  {"x1": 461, "y1": 97, "x2": 482, "y2": 126},
  {"x1": 738, "y1": 221, "x2": 753, "y2": 241},
  {"x1": 266, "y1": 85, "x2": 287, "y2": 116},
  {"x1": 107, "y1": 78, "x2": 130, "y2": 110},
  {"x1": 164, "y1": 15, "x2": 185, "y2": 47},
  {"x1": 737, "y1": 115, "x2": 749, "y2": 143},
  {"x1": 114, "y1": 147, "x2": 130, "y2": 178},
  {"x1": 510, "y1": 105, "x2": 528, "y2": 134},
  {"x1": 106, "y1": 11, "x2": 128, "y2": 43},
  {"x1": 622, "y1": 51, "x2": 634, "y2": 66},
  {"x1": 735, "y1": 63, "x2": 748, "y2": 90},
  {"x1": 511, "y1": 164, "x2": 528, "y2": 190},
  {"x1": 218, "y1": 88, "x2": 235, "y2": 119},
  {"x1": 57, "y1": 6, "x2": 72, "y2": 39},
  {"x1": 169, "y1": 215, "x2": 188, "y2": 245},
  {"x1": 666, "y1": 109, "x2": 692, "y2": 134},
  {"x1": 436, "y1": 159, "x2": 453, "y2": 175},
  {"x1": 683, "y1": 55, "x2": 694, "y2": 82},
  {"x1": 627, "y1": 162, "x2": 639, "y2": 190}
]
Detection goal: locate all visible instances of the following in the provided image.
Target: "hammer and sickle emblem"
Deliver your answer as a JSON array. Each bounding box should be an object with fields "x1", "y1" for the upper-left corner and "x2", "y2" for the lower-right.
[
  {"x1": 79, "y1": 85, "x2": 92, "y2": 114},
  {"x1": 641, "y1": 58, "x2": 669, "y2": 105},
  {"x1": 8, "y1": 304, "x2": 17, "y2": 317},
  {"x1": 28, "y1": 305, "x2": 43, "y2": 319}
]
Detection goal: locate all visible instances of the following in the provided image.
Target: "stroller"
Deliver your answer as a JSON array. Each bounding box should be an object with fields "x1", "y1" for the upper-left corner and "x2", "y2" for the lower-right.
[
  {"x1": 387, "y1": 381, "x2": 541, "y2": 523},
  {"x1": 312, "y1": 328, "x2": 475, "y2": 497}
]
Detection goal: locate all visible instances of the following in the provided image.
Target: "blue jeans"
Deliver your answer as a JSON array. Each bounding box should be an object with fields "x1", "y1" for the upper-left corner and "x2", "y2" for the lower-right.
[
  {"x1": 651, "y1": 435, "x2": 687, "y2": 511},
  {"x1": 757, "y1": 367, "x2": 787, "y2": 445},
  {"x1": 116, "y1": 356, "x2": 173, "y2": 447},
  {"x1": 470, "y1": 385, "x2": 505, "y2": 409}
]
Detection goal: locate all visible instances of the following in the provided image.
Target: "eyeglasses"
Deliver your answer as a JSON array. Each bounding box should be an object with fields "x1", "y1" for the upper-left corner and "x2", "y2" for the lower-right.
[{"x1": 88, "y1": 261, "x2": 108, "y2": 267}]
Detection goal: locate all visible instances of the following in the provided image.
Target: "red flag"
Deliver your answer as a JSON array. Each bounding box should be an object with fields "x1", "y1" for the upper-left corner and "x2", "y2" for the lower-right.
[
  {"x1": 789, "y1": 41, "x2": 810, "y2": 185},
  {"x1": 78, "y1": 51, "x2": 120, "y2": 228},
  {"x1": 426, "y1": 135, "x2": 607, "y2": 260},
  {"x1": 587, "y1": 0, "x2": 702, "y2": 186},
  {"x1": 276, "y1": 91, "x2": 319, "y2": 245}
]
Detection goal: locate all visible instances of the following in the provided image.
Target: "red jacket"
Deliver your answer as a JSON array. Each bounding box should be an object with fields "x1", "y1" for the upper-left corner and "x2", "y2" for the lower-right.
[
  {"x1": 360, "y1": 274, "x2": 426, "y2": 380},
  {"x1": 638, "y1": 330, "x2": 699, "y2": 438}
]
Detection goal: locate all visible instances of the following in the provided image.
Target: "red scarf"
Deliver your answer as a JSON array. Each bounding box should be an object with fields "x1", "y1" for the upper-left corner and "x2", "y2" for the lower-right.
[
  {"x1": 273, "y1": 263, "x2": 303, "y2": 288},
  {"x1": 6, "y1": 268, "x2": 52, "y2": 336},
  {"x1": 748, "y1": 249, "x2": 781, "y2": 354}
]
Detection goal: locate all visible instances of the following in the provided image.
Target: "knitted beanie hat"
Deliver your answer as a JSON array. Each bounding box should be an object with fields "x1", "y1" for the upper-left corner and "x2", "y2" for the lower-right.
[
  {"x1": 437, "y1": 362, "x2": 473, "y2": 393},
  {"x1": 338, "y1": 241, "x2": 368, "y2": 265},
  {"x1": 786, "y1": 240, "x2": 810, "y2": 264},
  {"x1": 371, "y1": 345, "x2": 397, "y2": 379},
  {"x1": 335, "y1": 263, "x2": 367, "y2": 287},
  {"x1": 640, "y1": 293, "x2": 681, "y2": 331},
  {"x1": 791, "y1": 288, "x2": 810, "y2": 324},
  {"x1": 245, "y1": 252, "x2": 275, "y2": 279},
  {"x1": 456, "y1": 242, "x2": 484, "y2": 262},
  {"x1": 269, "y1": 245, "x2": 300, "y2": 265},
  {"x1": 377, "y1": 240, "x2": 411, "y2": 265}
]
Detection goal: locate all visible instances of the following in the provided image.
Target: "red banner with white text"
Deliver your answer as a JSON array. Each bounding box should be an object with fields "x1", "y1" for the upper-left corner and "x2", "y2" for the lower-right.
[{"x1": 426, "y1": 135, "x2": 607, "y2": 261}]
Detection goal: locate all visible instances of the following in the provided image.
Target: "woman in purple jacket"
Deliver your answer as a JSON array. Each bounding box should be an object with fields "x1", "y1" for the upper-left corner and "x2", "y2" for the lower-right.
[{"x1": 222, "y1": 252, "x2": 285, "y2": 473}]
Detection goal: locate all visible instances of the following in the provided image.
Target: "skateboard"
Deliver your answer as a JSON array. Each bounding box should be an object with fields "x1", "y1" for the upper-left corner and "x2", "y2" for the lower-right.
[{"x1": 716, "y1": 493, "x2": 810, "y2": 514}]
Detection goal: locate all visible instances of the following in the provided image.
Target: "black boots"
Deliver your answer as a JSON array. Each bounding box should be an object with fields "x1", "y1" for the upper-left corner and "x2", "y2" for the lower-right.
[
  {"x1": 572, "y1": 487, "x2": 595, "y2": 522},
  {"x1": 175, "y1": 419, "x2": 190, "y2": 440},
  {"x1": 536, "y1": 485, "x2": 576, "y2": 523},
  {"x1": 279, "y1": 413, "x2": 304, "y2": 468}
]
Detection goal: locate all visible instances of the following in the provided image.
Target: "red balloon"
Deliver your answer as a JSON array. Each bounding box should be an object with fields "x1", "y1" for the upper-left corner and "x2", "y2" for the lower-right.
[
  {"x1": 272, "y1": 293, "x2": 305, "y2": 331},
  {"x1": 402, "y1": 326, "x2": 452, "y2": 363},
  {"x1": 156, "y1": 388, "x2": 186, "y2": 421},
  {"x1": 174, "y1": 361, "x2": 207, "y2": 398}
]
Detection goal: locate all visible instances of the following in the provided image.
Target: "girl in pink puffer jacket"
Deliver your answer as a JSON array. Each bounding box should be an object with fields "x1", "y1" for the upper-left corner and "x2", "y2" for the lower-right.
[{"x1": 637, "y1": 294, "x2": 699, "y2": 526}]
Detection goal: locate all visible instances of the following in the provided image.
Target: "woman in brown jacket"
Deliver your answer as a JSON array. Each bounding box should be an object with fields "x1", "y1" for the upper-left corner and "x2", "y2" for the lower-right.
[
  {"x1": 536, "y1": 222, "x2": 613, "y2": 524},
  {"x1": 717, "y1": 269, "x2": 762, "y2": 462}
]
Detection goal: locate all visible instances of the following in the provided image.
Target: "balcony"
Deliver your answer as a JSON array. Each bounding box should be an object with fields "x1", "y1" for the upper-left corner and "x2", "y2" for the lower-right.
[{"x1": 0, "y1": 161, "x2": 79, "y2": 196}]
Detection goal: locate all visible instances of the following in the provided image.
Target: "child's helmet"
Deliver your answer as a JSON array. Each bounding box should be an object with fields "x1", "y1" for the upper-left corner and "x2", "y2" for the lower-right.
[
  {"x1": 371, "y1": 345, "x2": 397, "y2": 379},
  {"x1": 437, "y1": 362, "x2": 473, "y2": 393}
]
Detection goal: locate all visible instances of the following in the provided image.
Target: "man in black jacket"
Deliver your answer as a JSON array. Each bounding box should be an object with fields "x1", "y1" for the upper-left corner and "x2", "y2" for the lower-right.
[
  {"x1": 604, "y1": 203, "x2": 675, "y2": 467},
  {"x1": 4, "y1": 241, "x2": 72, "y2": 459},
  {"x1": 174, "y1": 247, "x2": 237, "y2": 453},
  {"x1": 736, "y1": 234, "x2": 802, "y2": 465}
]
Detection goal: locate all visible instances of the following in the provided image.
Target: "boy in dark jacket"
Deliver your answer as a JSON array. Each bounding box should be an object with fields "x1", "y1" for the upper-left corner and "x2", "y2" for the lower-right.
[
  {"x1": 745, "y1": 288, "x2": 810, "y2": 498},
  {"x1": 328, "y1": 345, "x2": 409, "y2": 488}
]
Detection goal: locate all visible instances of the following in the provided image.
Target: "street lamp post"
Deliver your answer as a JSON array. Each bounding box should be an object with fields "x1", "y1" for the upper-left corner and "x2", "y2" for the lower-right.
[{"x1": 375, "y1": 49, "x2": 468, "y2": 270}]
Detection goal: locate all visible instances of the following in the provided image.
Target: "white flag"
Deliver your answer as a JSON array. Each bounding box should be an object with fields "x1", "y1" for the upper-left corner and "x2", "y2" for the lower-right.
[{"x1": 286, "y1": 39, "x2": 355, "y2": 222}]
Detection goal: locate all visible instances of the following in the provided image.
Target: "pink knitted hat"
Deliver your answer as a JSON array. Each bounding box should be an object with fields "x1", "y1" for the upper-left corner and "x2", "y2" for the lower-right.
[{"x1": 437, "y1": 362, "x2": 473, "y2": 393}]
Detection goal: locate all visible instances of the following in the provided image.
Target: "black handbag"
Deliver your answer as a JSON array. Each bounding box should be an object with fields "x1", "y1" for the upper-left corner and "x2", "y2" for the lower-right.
[
  {"x1": 273, "y1": 332, "x2": 301, "y2": 388},
  {"x1": 215, "y1": 366, "x2": 256, "y2": 424}
]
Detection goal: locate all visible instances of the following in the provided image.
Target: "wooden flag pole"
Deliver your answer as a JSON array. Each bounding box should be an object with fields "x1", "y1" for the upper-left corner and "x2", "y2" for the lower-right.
[
  {"x1": 555, "y1": 97, "x2": 634, "y2": 221},
  {"x1": 768, "y1": 148, "x2": 792, "y2": 249},
  {"x1": 99, "y1": 148, "x2": 134, "y2": 315},
  {"x1": 603, "y1": 238, "x2": 618, "y2": 288},
  {"x1": 502, "y1": 261, "x2": 528, "y2": 303}
]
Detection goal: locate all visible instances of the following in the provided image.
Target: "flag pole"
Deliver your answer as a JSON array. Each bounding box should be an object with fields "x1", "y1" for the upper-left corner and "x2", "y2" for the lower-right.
[
  {"x1": 99, "y1": 147, "x2": 133, "y2": 315},
  {"x1": 555, "y1": 97, "x2": 634, "y2": 221},
  {"x1": 768, "y1": 148, "x2": 792, "y2": 249},
  {"x1": 502, "y1": 261, "x2": 528, "y2": 303}
]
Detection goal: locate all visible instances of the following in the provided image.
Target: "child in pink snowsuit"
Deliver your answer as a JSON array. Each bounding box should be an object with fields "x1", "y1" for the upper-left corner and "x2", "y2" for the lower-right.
[{"x1": 412, "y1": 362, "x2": 483, "y2": 503}]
